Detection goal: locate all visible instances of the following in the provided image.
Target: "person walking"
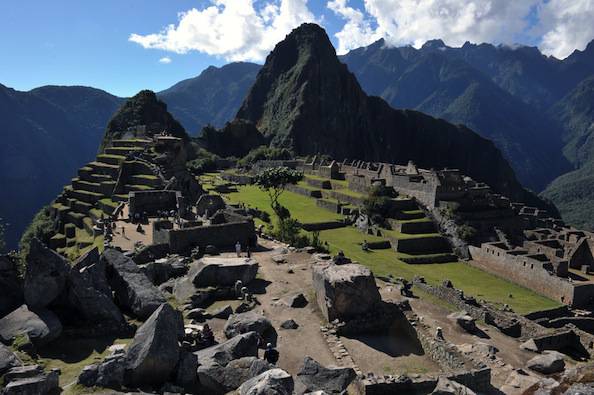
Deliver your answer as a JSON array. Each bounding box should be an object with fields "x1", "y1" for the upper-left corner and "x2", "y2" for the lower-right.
[
  {"x1": 235, "y1": 241, "x2": 242, "y2": 257},
  {"x1": 263, "y1": 343, "x2": 279, "y2": 365}
]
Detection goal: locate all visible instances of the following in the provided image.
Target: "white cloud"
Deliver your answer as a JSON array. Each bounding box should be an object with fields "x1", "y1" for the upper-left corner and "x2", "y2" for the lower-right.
[
  {"x1": 158, "y1": 56, "x2": 172, "y2": 64},
  {"x1": 129, "y1": 0, "x2": 317, "y2": 62},
  {"x1": 327, "y1": 0, "x2": 380, "y2": 54},
  {"x1": 537, "y1": 0, "x2": 594, "y2": 59}
]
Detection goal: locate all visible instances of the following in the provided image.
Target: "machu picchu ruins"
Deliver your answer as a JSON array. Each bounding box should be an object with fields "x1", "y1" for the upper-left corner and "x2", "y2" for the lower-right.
[{"x1": 2, "y1": 18, "x2": 594, "y2": 395}]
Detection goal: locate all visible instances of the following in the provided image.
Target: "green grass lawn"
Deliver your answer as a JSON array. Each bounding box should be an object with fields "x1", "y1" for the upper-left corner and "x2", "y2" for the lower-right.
[
  {"x1": 315, "y1": 226, "x2": 560, "y2": 314},
  {"x1": 225, "y1": 185, "x2": 342, "y2": 224},
  {"x1": 215, "y1": 178, "x2": 560, "y2": 314}
]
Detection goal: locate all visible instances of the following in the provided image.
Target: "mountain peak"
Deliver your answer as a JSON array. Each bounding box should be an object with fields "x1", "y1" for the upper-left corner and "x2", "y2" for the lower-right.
[
  {"x1": 421, "y1": 39, "x2": 446, "y2": 50},
  {"x1": 100, "y1": 89, "x2": 187, "y2": 150}
]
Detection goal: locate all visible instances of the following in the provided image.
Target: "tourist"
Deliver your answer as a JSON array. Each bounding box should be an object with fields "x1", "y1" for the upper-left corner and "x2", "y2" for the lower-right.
[
  {"x1": 240, "y1": 286, "x2": 248, "y2": 301},
  {"x1": 263, "y1": 343, "x2": 279, "y2": 365},
  {"x1": 235, "y1": 241, "x2": 242, "y2": 257},
  {"x1": 246, "y1": 245, "x2": 251, "y2": 258},
  {"x1": 235, "y1": 280, "x2": 243, "y2": 299},
  {"x1": 201, "y1": 324, "x2": 214, "y2": 346},
  {"x1": 121, "y1": 226, "x2": 125, "y2": 236},
  {"x1": 436, "y1": 327, "x2": 444, "y2": 340},
  {"x1": 362, "y1": 240, "x2": 369, "y2": 252}
]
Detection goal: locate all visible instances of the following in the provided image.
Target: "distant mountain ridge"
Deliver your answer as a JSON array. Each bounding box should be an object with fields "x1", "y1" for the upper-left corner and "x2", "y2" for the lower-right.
[
  {"x1": 0, "y1": 84, "x2": 122, "y2": 249},
  {"x1": 158, "y1": 62, "x2": 261, "y2": 134}
]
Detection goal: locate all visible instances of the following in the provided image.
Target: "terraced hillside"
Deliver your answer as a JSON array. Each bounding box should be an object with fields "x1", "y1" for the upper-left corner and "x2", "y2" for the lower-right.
[{"x1": 49, "y1": 138, "x2": 163, "y2": 259}]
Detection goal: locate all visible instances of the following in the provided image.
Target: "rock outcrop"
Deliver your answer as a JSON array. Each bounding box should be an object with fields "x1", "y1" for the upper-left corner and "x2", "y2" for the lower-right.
[
  {"x1": 102, "y1": 248, "x2": 166, "y2": 319},
  {"x1": 0, "y1": 343, "x2": 21, "y2": 375},
  {"x1": 527, "y1": 351, "x2": 566, "y2": 374},
  {"x1": 224, "y1": 311, "x2": 274, "y2": 339},
  {"x1": 239, "y1": 368, "x2": 294, "y2": 395},
  {"x1": 294, "y1": 357, "x2": 356, "y2": 394},
  {"x1": 68, "y1": 248, "x2": 125, "y2": 327},
  {"x1": 432, "y1": 377, "x2": 477, "y2": 394},
  {"x1": 189, "y1": 257, "x2": 259, "y2": 287},
  {"x1": 0, "y1": 305, "x2": 62, "y2": 345},
  {"x1": 2, "y1": 365, "x2": 60, "y2": 395},
  {"x1": 124, "y1": 303, "x2": 184, "y2": 386},
  {"x1": 312, "y1": 263, "x2": 381, "y2": 322},
  {"x1": 23, "y1": 238, "x2": 70, "y2": 308}
]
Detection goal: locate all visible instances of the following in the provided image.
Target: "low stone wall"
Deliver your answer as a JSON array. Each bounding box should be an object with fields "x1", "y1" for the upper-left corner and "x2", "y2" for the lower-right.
[
  {"x1": 316, "y1": 198, "x2": 341, "y2": 213},
  {"x1": 545, "y1": 317, "x2": 594, "y2": 332},
  {"x1": 306, "y1": 178, "x2": 332, "y2": 189},
  {"x1": 129, "y1": 190, "x2": 182, "y2": 217},
  {"x1": 401, "y1": 254, "x2": 458, "y2": 264},
  {"x1": 395, "y1": 221, "x2": 436, "y2": 234},
  {"x1": 286, "y1": 184, "x2": 322, "y2": 198},
  {"x1": 390, "y1": 236, "x2": 451, "y2": 254},
  {"x1": 221, "y1": 173, "x2": 253, "y2": 185},
  {"x1": 323, "y1": 190, "x2": 365, "y2": 206}
]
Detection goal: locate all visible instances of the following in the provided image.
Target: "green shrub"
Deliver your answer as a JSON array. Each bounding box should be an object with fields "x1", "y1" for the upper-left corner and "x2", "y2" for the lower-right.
[
  {"x1": 457, "y1": 223, "x2": 477, "y2": 242},
  {"x1": 186, "y1": 148, "x2": 221, "y2": 175},
  {"x1": 362, "y1": 185, "x2": 394, "y2": 227},
  {"x1": 18, "y1": 205, "x2": 55, "y2": 273},
  {"x1": 238, "y1": 146, "x2": 293, "y2": 167}
]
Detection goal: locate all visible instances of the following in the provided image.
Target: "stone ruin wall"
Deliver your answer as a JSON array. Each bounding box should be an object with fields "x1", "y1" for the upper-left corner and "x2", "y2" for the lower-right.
[
  {"x1": 165, "y1": 219, "x2": 256, "y2": 254},
  {"x1": 128, "y1": 190, "x2": 183, "y2": 217},
  {"x1": 388, "y1": 175, "x2": 439, "y2": 209},
  {"x1": 469, "y1": 245, "x2": 594, "y2": 307}
]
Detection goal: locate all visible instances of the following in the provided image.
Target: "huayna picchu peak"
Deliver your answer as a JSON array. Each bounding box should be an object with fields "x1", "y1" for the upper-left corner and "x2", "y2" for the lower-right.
[{"x1": 205, "y1": 23, "x2": 551, "y2": 211}]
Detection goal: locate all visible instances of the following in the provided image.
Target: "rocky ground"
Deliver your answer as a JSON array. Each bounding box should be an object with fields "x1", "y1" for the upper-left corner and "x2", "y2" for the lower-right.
[{"x1": 1, "y1": 235, "x2": 593, "y2": 394}]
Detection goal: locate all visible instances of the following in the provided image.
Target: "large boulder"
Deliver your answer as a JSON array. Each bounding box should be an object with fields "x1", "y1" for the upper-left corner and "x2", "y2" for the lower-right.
[
  {"x1": 239, "y1": 368, "x2": 294, "y2": 395},
  {"x1": 142, "y1": 256, "x2": 188, "y2": 285},
  {"x1": 188, "y1": 257, "x2": 259, "y2": 287},
  {"x1": 2, "y1": 365, "x2": 60, "y2": 395},
  {"x1": 68, "y1": 248, "x2": 125, "y2": 327},
  {"x1": 564, "y1": 383, "x2": 594, "y2": 394},
  {"x1": 195, "y1": 331, "x2": 261, "y2": 394},
  {"x1": 0, "y1": 305, "x2": 62, "y2": 346},
  {"x1": 198, "y1": 356, "x2": 271, "y2": 395},
  {"x1": 124, "y1": 303, "x2": 183, "y2": 387},
  {"x1": 527, "y1": 351, "x2": 566, "y2": 374},
  {"x1": 224, "y1": 311, "x2": 274, "y2": 339},
  {"x1": 312, "y1": 263, "x2": 381, "y2": 322},
  {"x1": 102, "y1": 248, "x2": 166, "y2": 319},
  {"x1": 294, "y1": 357, "x2": 356, "y2": 394},
  {"x1": 447, "y1": 311, "x2": 477, "y2": 333},
  {"x1": 0, "y1": 343, "x2": 21, "y2": 375},
  {"x1": 0, "y1": 255, "x2": 23, "y2": 318},
  {"x1": 23, "y1": 238, "x2": 70, "y2": 308}
]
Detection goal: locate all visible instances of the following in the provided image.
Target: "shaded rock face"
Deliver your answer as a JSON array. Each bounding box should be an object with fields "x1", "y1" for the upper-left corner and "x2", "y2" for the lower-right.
[
  {"x1": 239, "y1": 368, "x2": 294, "y2": 395},
  {"x1": 285, "y1": 293, "x2": 308, "y2": 308},
  {"x1": 23, "y1": 238, "x2": 70, "y2": 308},
  {"x1": 312, "y1": 263, "x2": 381, "y2": 322},
  {"x1": 224, "y1": 311, "x2": 274, "y2": 339},
  {"x1": 0, "y1": 255, "x2": 23, "y2": 318},
  {"x1": 2, "y1": 365, "x2": 60, "y2": 395},
  {"x1": 0, "y1": 305, "x2": 62, "y2": 346},
  {"x1": 198, "y1": 356, "x2": 272, "y2": 395},
  {"x1": 198, "y1": 119, "x2": 266, "y2": 158},
  {"x1": 233, "y1": 23, "x2": 542, "y2": 207},
  {"x1": 195, "y1": 331, "x2": 260, "y2": 394},
  {"x1": 189, "y1": 257, "x2": 259, "y2": 287},
  {"x1": 527, "y1": 351, "x2": 566, "y2": 374},
  {"x1": 432, "y1": 377, "x2": 476, "y2": 394},
  {"x1": 124, "y1": 303, "x2": 183, "y2": 387},
  {"x1": 68, "y1": 248, "x2": 125, "y2": 326},
  {"x1": 294, "y1": 356, "x2": 356, "y2": 394},
  {"x1": 102, "y1": 248, "x2": 166, "y2": 319},
  {"x1": 0, "y1": 343, "x2": 21, "y2": 375},
  {"x1": 174, "y1": 351, "x2": 199, "y2": 393}
]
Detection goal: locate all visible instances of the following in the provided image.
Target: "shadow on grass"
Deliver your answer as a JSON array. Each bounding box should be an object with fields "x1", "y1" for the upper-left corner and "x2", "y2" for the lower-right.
[{"x1": 37, "y1": 335, "x2": 120, "y2": 364}]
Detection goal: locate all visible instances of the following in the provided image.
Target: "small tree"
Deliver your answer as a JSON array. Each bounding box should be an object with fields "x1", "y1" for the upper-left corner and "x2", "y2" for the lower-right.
[{"x1": 253, "y1": 167, "x2": 303, "y2": 220}]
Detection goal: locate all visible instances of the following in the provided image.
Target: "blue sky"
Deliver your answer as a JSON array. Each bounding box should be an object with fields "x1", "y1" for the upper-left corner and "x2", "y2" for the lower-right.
[{"x1": 1, "y1": 0, "x2": 593, "y2": 97}]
